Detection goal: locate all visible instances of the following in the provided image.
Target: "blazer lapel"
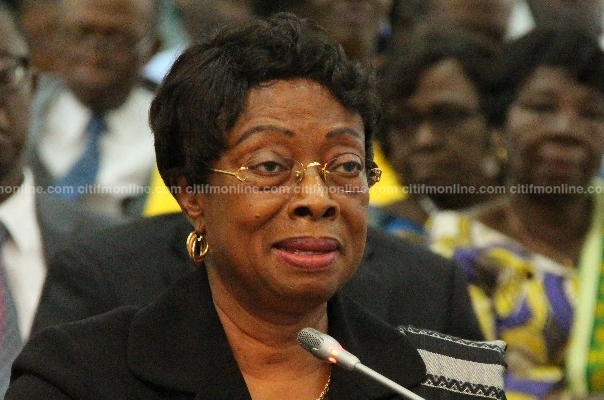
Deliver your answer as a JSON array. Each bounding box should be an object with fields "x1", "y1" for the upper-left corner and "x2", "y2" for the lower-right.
[
  {"x1": 127, "y1": 267, "x2": 252, "y2": 399},
  {"x1": 327, "y1": 294, "x2": 426, "y2": 399},
  {"x1": 343, "y1": 227, "x2": 395, "y2": 318}
]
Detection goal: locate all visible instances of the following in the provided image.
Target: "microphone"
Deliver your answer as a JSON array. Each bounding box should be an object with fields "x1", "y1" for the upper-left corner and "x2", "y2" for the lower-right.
[{"x1": 297, "y1": 327, "x2": 425, "y2": 400}]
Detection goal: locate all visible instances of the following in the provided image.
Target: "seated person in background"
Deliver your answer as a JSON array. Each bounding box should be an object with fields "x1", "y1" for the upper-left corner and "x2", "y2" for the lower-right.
[
  {"x1": 7, "y1": 13, "x2": 505, "y2": 400},
  {"x1": 0, "y1": 2, "x2": 118, "y2": 396},
  {"x1": 25, "y1": 0, "x2": 161, "y2": 217},
  {"x1": 428, "y1": 26, "x2": 604, "y2": 400},
  {"x1": 386, "y1": 0, "x2": 514, "y2": 61},
  {"x1": 142, "y1": 0, "x2": 255, "y2": 86},
  {"x1": 251, "y1": 0, "x2": 392, "y2": 65},
  {"x1": 14, "y1": 0, "x2": 61, "y2": 74},
  {"x1": 421, "y1": 0, "x2": 513, "y2": 44},
  {"x1": 526, "y1": 0, "x2": 604, "y2": 40},
  {"x1": 371, "y1": 25, "x2": 505, "y2": 244}
]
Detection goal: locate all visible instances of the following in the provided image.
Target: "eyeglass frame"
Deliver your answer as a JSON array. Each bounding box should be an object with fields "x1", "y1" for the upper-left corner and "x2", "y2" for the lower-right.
[
  {"x1": 0, "y1": 53, "x2": 30, "y2": 94},
  {"x1": 210, "y1": 152, "x2": 382, "y2": 194}
]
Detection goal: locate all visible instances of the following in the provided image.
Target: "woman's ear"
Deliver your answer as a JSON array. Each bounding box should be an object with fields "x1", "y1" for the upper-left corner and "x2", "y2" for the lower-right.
[{"x1": 175, "y1": 176, "x2": 205, "y2": 230}]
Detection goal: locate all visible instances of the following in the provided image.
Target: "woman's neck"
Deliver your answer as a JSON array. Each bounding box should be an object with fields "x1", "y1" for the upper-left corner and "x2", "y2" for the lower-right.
[
  {"x1": 209, "y1": 271, "x2": 331, "y2": 400},
  {"x1": 503, "y1": 193, "x2": 592, "y2": 265},
  {"x1": 216, "y1": 302, "x2": 332, "y2": 400}
]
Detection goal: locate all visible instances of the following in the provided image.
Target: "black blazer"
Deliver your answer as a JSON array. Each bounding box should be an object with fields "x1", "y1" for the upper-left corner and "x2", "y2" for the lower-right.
[
  {"x1": 33, "y1": 212, "x2": 483, "y2": 340},
  {"x1": 8, "y1": 268, "x2": 505, "y2": 400},
  {"x1": 35, "y1": 192, "x2": 120, "y2": 265}
]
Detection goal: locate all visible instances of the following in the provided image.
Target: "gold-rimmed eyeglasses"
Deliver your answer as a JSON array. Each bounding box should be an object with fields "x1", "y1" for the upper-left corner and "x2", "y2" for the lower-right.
[
  {"x1": 210, "y1": 150, "x2": 382, "y2": 194},
  {"x1": 0, "y1": 55, "x2": 29, "y2": 93}
]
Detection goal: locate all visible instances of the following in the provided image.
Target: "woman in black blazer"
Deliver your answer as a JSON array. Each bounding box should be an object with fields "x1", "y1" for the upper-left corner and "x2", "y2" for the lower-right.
[{"x1": 8, "y1": 13, "x2": 506, "y2": 400}]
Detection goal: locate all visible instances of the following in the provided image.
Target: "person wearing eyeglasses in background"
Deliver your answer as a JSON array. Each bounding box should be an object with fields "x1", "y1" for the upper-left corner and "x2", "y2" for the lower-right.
[
  {"x1": 429, "y1": 26, "x2": 604, "y2": 400},
  {"x1": 0, "y1": 2, "x2": 118, "y2": 397},
  {"x1": 370, "y1": 25, "x2": 506, "y2": 244},
  {"x1": 7, "y1": 13, "x2": 506, "y2": 400},
  {"x1": 24, "y1": 0, "x2": 162, "y2": 218}
]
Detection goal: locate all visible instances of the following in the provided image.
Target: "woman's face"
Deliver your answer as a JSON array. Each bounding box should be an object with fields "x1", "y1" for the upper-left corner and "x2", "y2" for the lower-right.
[
  {"x1": 505, "y1": 66, "x2": 604, "y2": 191},
  {"x1": 181, "y1": 78, "x2": 369, "y2": 315},
  {"x1": 58, "y1": 0, "x2": 156, "y2": 112},
  {"x1": 386, "y1": 58, "x2": 492, "y2": 191}
]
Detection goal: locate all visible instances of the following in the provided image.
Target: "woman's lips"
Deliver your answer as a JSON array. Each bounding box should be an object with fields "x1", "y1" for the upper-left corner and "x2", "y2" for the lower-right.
[
  {"x1": 538, "y1": 144, "x2": 585, "y2": 175},
  {"x1": 273, "y1": 237, "x2": 339, "y2": 269}
]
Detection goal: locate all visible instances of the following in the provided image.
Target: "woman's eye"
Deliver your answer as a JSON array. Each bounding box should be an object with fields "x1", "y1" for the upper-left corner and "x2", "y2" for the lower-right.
[
  {"x1": 340, "y1": 161, "x2": 362, "y2": 174},
  {"x1": 249, "y1": 160, "x2": 289, "y2": 174},
  {"x1": 330, "y1": 156, "x2": 363, "y2": 175},
  {"x1": 432, "y1": 107, "x2": 474, "y2": 124},
  {"x1": 582, "y1": 108, "x2": 604, "y2": 122},
  {"x1": 519, "y1": 100, "x2": 555, "y2": 114}
]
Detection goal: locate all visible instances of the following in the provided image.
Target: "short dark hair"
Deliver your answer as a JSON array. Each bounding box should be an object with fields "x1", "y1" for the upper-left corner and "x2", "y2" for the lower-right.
[
  {"x1": 250, "y1": 0, "x2": 297, "y2": 16},
  {"x1": 150, "y1": 12, "x2": 379, "y2": 189},
  {"x1": 376, "y1": 25, "x2": 501, "y2": 159},
  {"x1": 489, "y1": 25, "x2": 604, "y2": 127}
]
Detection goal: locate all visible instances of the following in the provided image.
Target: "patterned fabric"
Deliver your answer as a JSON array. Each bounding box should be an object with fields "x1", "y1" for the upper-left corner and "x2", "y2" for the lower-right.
[
  {"x1": 566, "y1": 195, "x2": 604, "y2": 395},
  {"x1": 399, "y1": 325, "x2": 507, "y2": 400},
  {"x1": 427, "y1": 199, "x2": 604, "y2": 400}
]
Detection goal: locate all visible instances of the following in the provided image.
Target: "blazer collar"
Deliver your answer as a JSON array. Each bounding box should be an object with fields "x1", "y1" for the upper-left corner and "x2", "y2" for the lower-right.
[{"x1": 127, "y1": 267, "x2": 426, "y2": 399}]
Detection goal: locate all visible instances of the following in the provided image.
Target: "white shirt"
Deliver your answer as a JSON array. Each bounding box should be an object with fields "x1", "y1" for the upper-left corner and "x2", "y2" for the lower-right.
[
  {"x1": 142, "y1": 45, "x2": 186, "y2": 85},
  {"x1": 506, "y1": 0, "x2": 535, "y2": 40},
  {"x1": 0, "y1": 169, "x2": 46, "y2": 340},
  {"x1": 507, "y1": 0, "x2": 604, "y2": 48},
  {"x1": 38, "y1": 87, "x2": 156, "y2": 216}
]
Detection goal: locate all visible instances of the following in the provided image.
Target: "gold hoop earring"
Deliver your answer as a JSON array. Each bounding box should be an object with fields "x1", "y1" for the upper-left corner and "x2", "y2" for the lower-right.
[{"x1": 187, "y1": 231, "x2": 209, "y2": 265}]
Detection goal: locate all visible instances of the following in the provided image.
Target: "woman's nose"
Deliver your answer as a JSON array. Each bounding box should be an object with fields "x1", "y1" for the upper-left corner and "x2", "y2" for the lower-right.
[{"x1": 289, "y1": 166, "x2": 339, "y2": 220}]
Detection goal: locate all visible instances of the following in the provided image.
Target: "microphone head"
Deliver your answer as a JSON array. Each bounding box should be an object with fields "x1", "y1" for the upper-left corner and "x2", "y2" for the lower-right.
[
  {"x1": 298, "y1": 327, "x2": 324, "y2": 352},
  {"x1": 298, "y1": 327, "x2": 360, "y2": 370}
]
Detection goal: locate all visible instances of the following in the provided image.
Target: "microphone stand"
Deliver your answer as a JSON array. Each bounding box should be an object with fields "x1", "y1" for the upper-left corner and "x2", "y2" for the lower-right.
[{"x1": 353, "y1": 363, "x2": 425, "y2": 400}]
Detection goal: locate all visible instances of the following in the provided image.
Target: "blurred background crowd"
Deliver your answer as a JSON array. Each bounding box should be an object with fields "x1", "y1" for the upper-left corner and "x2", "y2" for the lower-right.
[{"x1": 1, "y1": 0, "x2": 604, "y2": 399}]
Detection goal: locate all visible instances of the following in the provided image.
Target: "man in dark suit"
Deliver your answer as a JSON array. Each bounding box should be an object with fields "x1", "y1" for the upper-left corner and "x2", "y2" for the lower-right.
[
  {"x1": 34, "y1": 212, "x2": 483, "y2": 341},
  {"x1": 0, "y1": 3, "x2": 119, "y2": 396},
  {"x1": 25, "y1": 0, "x2": 161, "y2": 218}
]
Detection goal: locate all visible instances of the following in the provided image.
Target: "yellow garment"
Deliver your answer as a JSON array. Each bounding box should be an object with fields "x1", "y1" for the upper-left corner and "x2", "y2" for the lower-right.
[
  {"x1": 369, "y1": 146, "x2": 405, "y2": 206},
  {"x1": 143, "y1": 167, "x2": 180, "y2": 216}
]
